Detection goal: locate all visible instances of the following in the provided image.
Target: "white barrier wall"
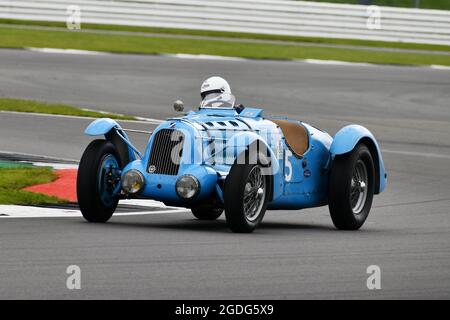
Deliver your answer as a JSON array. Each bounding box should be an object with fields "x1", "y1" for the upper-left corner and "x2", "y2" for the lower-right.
[{"x1": 1, "y1": 0, "x2": 449, "y2": 45}]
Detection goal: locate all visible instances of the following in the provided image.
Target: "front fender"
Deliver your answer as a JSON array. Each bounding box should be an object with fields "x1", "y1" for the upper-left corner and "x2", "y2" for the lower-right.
[
  {"x1": 85, "y1": 118, "x2": 120, "y2": 136},
  {"x1": 226, "y1": 131, "x2": 280, "y2": 174},
  {"x1": 224, "y1": 131, "x2": 281, "y2": 201},
  {"x1": 84, "y1": 118, "x2": 137, "y2": 165},
  {"x1": 330, "y1": 125, "x2": 386, "y2": 194}
]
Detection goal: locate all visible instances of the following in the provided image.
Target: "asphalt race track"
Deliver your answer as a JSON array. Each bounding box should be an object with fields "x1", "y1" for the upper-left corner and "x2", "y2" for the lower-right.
[{"x1": 0, "y1": 49, "x2": 449, "y2": 299}]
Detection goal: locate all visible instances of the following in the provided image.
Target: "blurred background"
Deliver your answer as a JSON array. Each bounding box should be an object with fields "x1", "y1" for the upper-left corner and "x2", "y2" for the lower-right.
[{"x1": 300, "y1": 0, "x2": 447, "y2": 10}]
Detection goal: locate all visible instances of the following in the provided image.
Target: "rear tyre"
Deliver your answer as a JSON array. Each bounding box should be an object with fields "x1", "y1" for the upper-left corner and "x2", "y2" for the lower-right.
[
  {"x1": 191, "y1": 205, "x2": 223, "y2": 220},
  {"x1": 328, "y1": 143, "x2": 375, "y2": 230},
  {"x1": 77, "y1": 140, "x2": 121, "y2": 223},
  {"x1": 224, "y1": 163, "x2": 269, "y2": 233}
]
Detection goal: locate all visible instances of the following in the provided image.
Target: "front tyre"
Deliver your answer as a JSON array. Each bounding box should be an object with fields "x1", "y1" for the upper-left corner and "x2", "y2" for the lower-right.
[
  {"x1": 191, "y1": 205, "x2": 223, "y2": 220},
  {"x1": 77, "y1": 140, "x2": 121, "y2": 223},
  {"x1": 328, "y1": 143, "x2": 375, "y2": 230},
  {"x1": 224, "y1": 163, "x2": 269, "y2": 233}
]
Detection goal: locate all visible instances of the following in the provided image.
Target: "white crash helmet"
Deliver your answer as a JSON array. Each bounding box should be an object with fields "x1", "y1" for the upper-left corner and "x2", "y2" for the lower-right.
[
  {"x1": 200, "y1": 76, "x2": 235, "y2": 109},
  {"x1": 200, "y1": 76, "x2": 231, "y2": 99}
]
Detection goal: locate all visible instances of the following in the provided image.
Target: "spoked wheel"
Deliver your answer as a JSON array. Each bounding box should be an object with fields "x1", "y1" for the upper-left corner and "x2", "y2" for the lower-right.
[
  {"x1": 224, "y1": 162, "x2": 269, "y2": 233},
  {"x1": 350, "y1": 160, "x2": 369, "y2": 215},
  {"x1": 77, "y1": 140, "x2": 122, "y2": 223},
  {"x1": 243, "y1": 166, "x2": 267, "y2": 222},
  {"x1": 328, "y1": 143, "x2": 375, "y2": 230}
]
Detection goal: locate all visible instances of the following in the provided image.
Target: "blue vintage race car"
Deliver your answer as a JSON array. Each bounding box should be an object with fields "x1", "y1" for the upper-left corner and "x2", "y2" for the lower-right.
[{"x1": 77, "y1": 95, "x2": 386, "y2": 233}]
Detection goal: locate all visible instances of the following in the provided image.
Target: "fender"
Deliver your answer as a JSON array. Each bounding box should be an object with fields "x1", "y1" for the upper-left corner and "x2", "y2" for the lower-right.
[
  {"x1": 85, "y1": 118, "x2": 121, "y2": 136},
  {"x1": 84, "y1": 118, "x2": 137, "y2": 166},
  {"x1": 225, "y1": 131, "x2": 282, "y2": 201},
  {"x1": 330, "y1": 125, "x2": 386, "y2": 194}
]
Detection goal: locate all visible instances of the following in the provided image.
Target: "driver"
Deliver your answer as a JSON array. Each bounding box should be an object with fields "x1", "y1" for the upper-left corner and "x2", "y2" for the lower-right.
[{"x1": 200, "y1": 76, "x2": 244, "y2": 112}]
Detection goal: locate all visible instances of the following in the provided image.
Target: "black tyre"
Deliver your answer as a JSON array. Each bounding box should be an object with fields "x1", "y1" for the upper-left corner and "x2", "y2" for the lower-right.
[
  {"x1": 328, "y1": 143, "x2": 375, "y2": 230},
  {"x1": 77, "y1": 140, "x2": 121, "y2": 223},
  {"x1": 224, "y1": 163, "x2": 269, "y2": 233},
  {"x1": 191, "y1": 205, "x2": 223, "y2": 220}
]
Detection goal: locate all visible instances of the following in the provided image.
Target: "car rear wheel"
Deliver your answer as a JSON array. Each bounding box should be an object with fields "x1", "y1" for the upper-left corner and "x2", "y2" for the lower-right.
[
  {"x1": 77, "y1": 140, "x2": 121, "y2": 223},
  {"x1": 191, "y1": 205, "x2": 223, "y2": 220},
  {"x1": 328, "y1": 143, "x2": 375, "y2": 230},
  {"x1": 224, "y1": 163, "x2": 269, "y2": 233}
]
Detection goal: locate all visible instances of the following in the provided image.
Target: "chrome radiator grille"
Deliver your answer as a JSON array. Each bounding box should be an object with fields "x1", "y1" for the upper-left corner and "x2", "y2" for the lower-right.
[{"x1": 148, "y1": 129, "x2": 184, "y2": 175}]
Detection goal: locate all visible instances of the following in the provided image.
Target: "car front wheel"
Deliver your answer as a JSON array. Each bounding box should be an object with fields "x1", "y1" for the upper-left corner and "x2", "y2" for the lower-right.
[
  {"x1": 224, "y1": 163, "x2": 269, "y2": 233},
  {"x1": 77, "y1": 140, "x2": 121, "y2": 223}
]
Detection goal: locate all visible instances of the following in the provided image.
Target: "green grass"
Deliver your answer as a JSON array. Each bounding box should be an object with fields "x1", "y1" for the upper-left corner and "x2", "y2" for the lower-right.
[
  {"x1": 1, "y1": 26, "x2": 449, "y2": 66},
  {"x1": 1, "y1": 18, "x2": 449, "y2": 52},
  {"x1": 0, "y1": 97, "x2": 136, "y2": 120},
  {"x1": 298, "y1": 0, "x2": 450, "y2": 10},
  {"x1": 0, "y1": 167, "x2": 65, "y2": 205}
]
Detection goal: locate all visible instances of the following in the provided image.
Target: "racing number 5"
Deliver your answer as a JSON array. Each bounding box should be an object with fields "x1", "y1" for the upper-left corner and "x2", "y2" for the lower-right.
[{"x1": 285, "y1": 149, "x2": 293, "y2": 182}]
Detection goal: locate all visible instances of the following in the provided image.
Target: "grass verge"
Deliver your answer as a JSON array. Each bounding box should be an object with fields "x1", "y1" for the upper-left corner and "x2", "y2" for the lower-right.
[
  {"x1": 0, "y1": 97, "x2": 136, "y2": 120},
  {"x1": 0, "y1": 166, "x2": 65, "y2": 205},
  {"x1": 1, "y1": 18, "x2": 449, "y2": 53},
  {"x1": 1, "y1": 26, "x2": 449, "y2": 66}
]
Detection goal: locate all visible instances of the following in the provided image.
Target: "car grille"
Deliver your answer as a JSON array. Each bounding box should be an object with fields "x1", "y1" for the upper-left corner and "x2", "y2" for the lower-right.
[{"x1": 148, "y1": 129, "x2": 184, "y2": 175}]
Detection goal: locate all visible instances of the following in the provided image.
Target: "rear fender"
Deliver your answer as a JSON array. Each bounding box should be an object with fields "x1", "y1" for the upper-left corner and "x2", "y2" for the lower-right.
[
  {"x1": 330, "y1": 125, "x2": 386, "y2": 194},
  {"x1": 84, "y1": 118, "x2": 137, "y2": 166}
]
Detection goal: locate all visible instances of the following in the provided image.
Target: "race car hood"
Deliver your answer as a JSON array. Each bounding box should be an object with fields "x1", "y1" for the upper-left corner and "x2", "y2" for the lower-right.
[{"x1": 173, "y1": 107, "x2": 265, "y2": 131}]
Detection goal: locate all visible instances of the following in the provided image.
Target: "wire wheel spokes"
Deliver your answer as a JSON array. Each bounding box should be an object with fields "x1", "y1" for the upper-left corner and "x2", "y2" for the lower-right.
[
  {"x1": 243, "y1": 165, "x2": 266, "y2": 221},
  {"x1": 350, "y1": 160, "x2": 368, "y2": 214}
]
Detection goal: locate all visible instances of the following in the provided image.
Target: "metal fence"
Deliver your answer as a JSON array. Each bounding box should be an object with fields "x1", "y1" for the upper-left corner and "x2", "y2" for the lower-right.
[{"x1": 1, "y1": 0, "x2": 449, "y2": 45}]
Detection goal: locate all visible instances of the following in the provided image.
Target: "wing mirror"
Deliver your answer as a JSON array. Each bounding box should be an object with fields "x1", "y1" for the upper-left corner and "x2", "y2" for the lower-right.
[{"x1": 173, "y1": 100, "x2": 184, "y2": 112}]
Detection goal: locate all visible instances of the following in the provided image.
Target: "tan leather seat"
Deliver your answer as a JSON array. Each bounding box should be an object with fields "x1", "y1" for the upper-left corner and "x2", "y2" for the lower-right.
[{"x1": 272, "y1": 120, "x2": 309, "y2": 157}]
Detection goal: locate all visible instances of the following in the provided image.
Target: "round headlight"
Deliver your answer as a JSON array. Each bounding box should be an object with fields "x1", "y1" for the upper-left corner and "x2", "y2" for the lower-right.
[
  {"x1": 176, "y1": 175, "x2": 200, "y2": 199},
  {"x1": 122, "y1": 170, "x2": 145, "y2": 194}
]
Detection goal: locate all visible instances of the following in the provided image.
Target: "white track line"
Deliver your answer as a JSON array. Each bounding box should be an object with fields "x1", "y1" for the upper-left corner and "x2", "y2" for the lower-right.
[
  {"x1": 26, "y1": 47, "x2": 110, "y2": 56},
  {"x1": 29, "y1": 162, "x2": 78, "y2": 170},
  {"x1": 0, "y1": 150, "x2": 78, "y2": 164},
  {"x1": 430, "y1": 65, "x2": 450, "y2": 71},
  {"x1": 23, "y1": 47, "x2": 449, "y2": 70},
  {"x1": 163, "y1": 53, "x2": 247, "y2": 61},
  {"x1": 302, "y1": 59, "x2": 374, "y2": 67},
  {"x1": 119, "y1": 199, "x2": 174, "y2": 208},
  {"x1": 81, "y1": 108, "x2": 164, "y2": 124},
  {"x1": 0, "y1": 110, "x2": 163, "y2": 124},
  {"x1": 0, "y1": 205, "x2": 186, "y2": 219}
]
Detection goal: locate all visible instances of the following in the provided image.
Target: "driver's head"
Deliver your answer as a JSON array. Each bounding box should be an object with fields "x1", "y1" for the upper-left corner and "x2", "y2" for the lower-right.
[{"x1": 200, "y1": 76, "x2": 231, "y2": 101}]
